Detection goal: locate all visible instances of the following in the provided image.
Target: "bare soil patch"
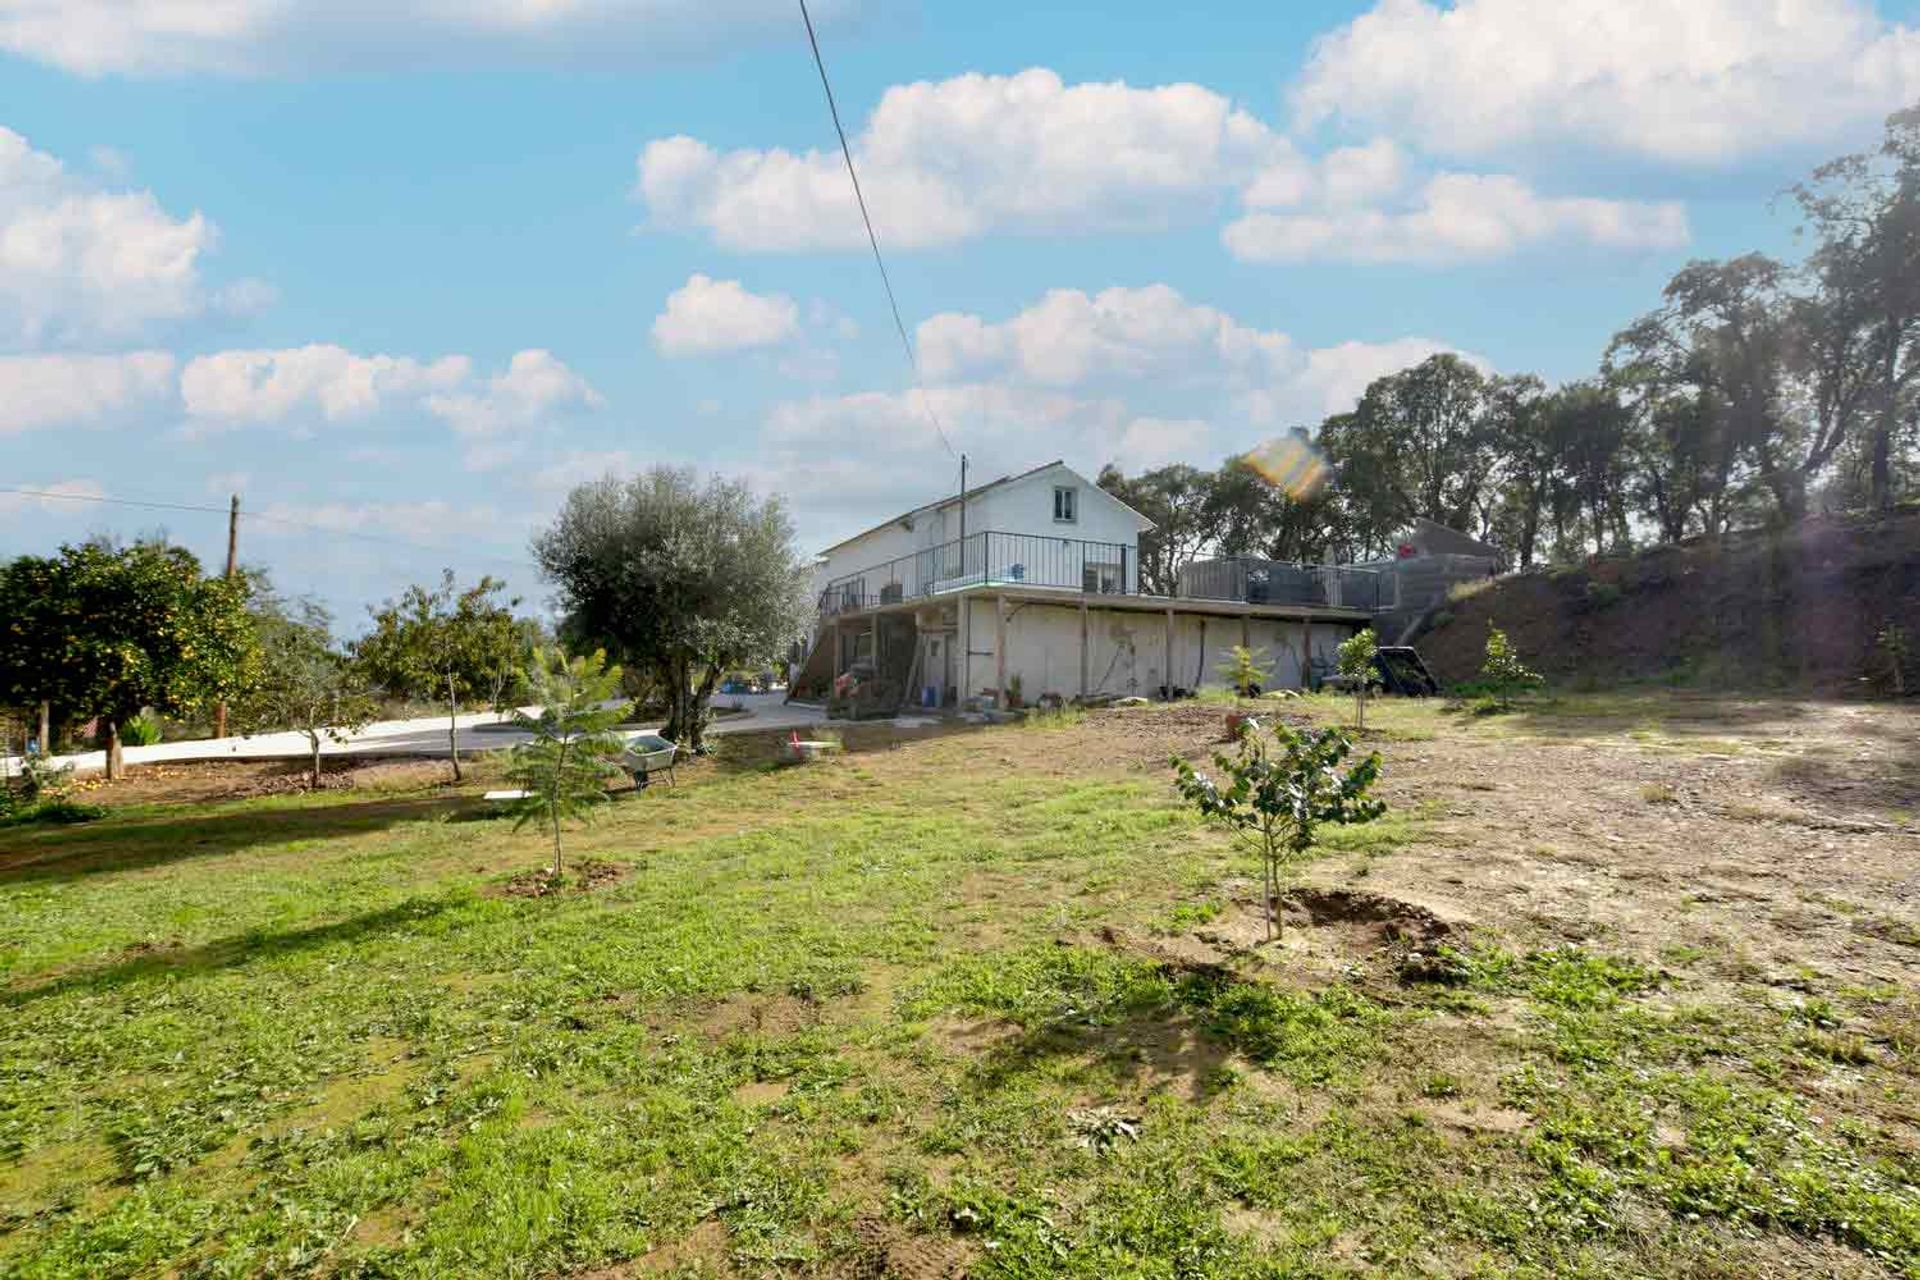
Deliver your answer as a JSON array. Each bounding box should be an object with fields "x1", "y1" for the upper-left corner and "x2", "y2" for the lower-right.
[{"x1": 493, "y1": 858, "x2": 631, "y2": 899}]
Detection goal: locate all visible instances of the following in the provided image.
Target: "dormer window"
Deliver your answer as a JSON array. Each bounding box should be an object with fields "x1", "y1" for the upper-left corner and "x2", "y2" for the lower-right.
[{"x1": 1053, "y1": 485, "x2": 1077, "y2": 523}]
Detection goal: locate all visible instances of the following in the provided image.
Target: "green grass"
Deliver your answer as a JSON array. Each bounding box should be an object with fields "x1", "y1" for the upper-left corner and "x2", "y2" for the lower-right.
[{"x1": 1, "y1": 711, "x2": 1916, "y2": 1278}]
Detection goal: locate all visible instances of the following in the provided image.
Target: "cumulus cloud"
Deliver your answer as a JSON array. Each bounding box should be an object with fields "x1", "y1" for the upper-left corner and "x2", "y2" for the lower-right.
[
  {"x1": 0, "y1": 350, "x2": 175, "y2": 434},
  {"x1": 652, "y1": 273, "x2": 799, "y2": 356},
  {"x1": 0, "y1": 0, "x2": 858, "y2": 76},
  {"x1": 636, "y1": 67, "x2": 1692, "y2": 263},
  {"x1": 424, "y1": 349, "x2": 603, "y2": 438},
  {"x1": 0, "y1": 127, "x2": 220, "y2": 344},
  {"x1": 915, "y1": 285, "x2": 1469, "y2": 423},
  {"x1": 1291, "y1": 0, "x2": 1920, "y2": 163},
  {"x1": 179, "y1": 344, "x2": 471, "y2": 428},
  {"x1": 1223, "y1": 172, "x2": 1688, "y2": 263},
  {"x1": 0, "y1": 476, "x2": 105, "y2": 518},
  {"x1": 638, "y1": 68, "x2": 1288, "y2": 251}
]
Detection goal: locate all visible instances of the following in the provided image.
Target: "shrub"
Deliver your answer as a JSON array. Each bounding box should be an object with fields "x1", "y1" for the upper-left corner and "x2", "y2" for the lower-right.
[
  {"x1": 1583, "y1": 581, "x2": 1624, "y2": 611},
  {"x1": 119, "y1": 713, "x2": 163, "y2": 747}
]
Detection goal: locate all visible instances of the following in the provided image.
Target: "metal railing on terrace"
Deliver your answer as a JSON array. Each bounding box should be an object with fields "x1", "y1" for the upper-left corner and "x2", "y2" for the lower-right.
[
  {"x1": 1175, "y1": 557, "x2": 1385, "y2": 612},
  {"x1": 818, "y1": 531, "x2": 1133, "y2": 616},
  {"x1": 817, "y1": 534, "x2": 1385, "y2": 617}
]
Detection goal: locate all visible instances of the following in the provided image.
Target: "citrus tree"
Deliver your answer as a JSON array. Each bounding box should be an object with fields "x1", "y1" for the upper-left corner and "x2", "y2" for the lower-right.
[
  {"x1": 503, "y1": 648, "x2": 628, "y2": 877},
  {"x1": 0, "y1": 541, "x2": 256, "y2": 778},
  {"x1": 1480, "y1": 624, "x2": 1544, "y2": 709},
  {"x1": 1336, "y1": 627, "x2": 1380, "y2": 730},
  {"x1": 1218, "y1": 644, "x2": 1271, "y2": 700},
  {"x1": 1172, "y1": 722, "x2": 1385, "y2": 941}
]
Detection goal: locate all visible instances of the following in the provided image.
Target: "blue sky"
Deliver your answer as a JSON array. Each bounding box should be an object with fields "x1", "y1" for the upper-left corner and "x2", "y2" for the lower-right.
[{"x1": 4, "y1": 0, "x2": 1919, "y2": 625}]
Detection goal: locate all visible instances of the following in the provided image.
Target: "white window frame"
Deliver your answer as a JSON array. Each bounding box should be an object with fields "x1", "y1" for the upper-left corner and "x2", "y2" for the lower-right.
[{"x1": 1053, "y1": 485, "x2": 1078, "y2": 524}]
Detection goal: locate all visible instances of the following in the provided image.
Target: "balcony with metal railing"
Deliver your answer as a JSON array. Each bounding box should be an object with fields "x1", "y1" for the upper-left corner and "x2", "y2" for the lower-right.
[{"x1": 816, "y1": 532, "x2": 1382, "y2": 617}]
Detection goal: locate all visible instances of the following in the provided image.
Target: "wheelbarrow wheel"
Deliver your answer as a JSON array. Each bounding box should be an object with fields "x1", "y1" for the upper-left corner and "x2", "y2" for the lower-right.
[{"x1": 632, "y1": 770, "x2": 651, "y2": 791}]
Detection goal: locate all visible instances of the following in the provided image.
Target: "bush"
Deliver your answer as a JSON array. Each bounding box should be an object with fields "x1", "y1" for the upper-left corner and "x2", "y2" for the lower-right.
[
  {"x1": 119, "y1": 713, "x2": 164, "y2": 747},
  {"x1": 0, "y1": 798, "x2": 107, "y2": 827},
  {"x1": 1583, "y1": 581, "x2": 1624, "y2": 611}
]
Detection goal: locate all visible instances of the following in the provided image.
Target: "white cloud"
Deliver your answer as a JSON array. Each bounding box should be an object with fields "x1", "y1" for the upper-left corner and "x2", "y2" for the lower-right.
[
  {"x1": 0, "y1": 477, "x2": 105, "y2": 518},
  {"x1": 424, "y1": 348, "x2": 603, "y2": 438},
  {"x1": 915, "y1": 285, "x2": 1469, "y2": 424},
  {"x1": 1223, "y1": 173, "x2": 1687, "y2": 263},
  {"x1": 1292, "y1": 0, "x2": 1920, "y2": 163},
  {"x1": 0, "y1": 350, "x2": 175, "y2": 434},
  {"x1": 637, "y1": 66, "x2": 1693, "y2": 263},
  {"x1": 638, "y1": 68, "x2": 1289, "y2": 251},
  {"x1": 652, "y1": 273, "x2": 799, "y2": 356},
  {"x1": 918, "y1": 284, "x2": 1293, "y2": 387},
  {"x1": 0, "y1": 127, "x2": 218, "y2": 344},
  {"x1": 0, "y1": 0, "x2": 858, "y2": 76},
  {"x1": 179, "y1": 344, "x2": 471, "y2": 429}
]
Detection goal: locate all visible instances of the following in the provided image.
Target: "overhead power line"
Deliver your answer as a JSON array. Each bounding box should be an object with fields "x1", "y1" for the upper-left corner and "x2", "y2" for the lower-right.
[
  {"x1": 795, "y1": 0, "x2": 957, "y2": 462},
  {"x1": 0, "y1": 485, "x2": 539, "y2": 571}
]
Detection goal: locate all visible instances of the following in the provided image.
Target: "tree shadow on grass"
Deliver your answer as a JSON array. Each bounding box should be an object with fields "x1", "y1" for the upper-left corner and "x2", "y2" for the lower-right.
[
  {"x1": 0, "y1": 795, "x2": 467, "y2": 885},
  {"x1": 1, "y1": 893, "x2": 468, "y2": 1008},
  {"x1": 971, "y1": 1009, "x2": 1239, "y2": 1105}
]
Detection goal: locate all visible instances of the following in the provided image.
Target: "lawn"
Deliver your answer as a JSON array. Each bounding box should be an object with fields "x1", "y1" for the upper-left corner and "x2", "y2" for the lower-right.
[{"x1": 2, "y1": 694, "x2": 1917, "y2": 1278}]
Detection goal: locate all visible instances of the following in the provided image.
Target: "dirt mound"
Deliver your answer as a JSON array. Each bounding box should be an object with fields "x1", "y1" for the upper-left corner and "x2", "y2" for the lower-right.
[
  {"x1": 1414, "y1": 511, "x2": 1920, "y2": 691},
  {"x1": 495, "y1": 858, "x2": 629, "y2": 899},
  {"x1": 848, "y1": 1214, "x2": 975, "y2": 1280}
]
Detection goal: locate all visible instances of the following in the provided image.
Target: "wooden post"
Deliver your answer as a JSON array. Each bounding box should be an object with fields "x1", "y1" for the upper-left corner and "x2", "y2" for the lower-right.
[
  {"x1": 1079, "y1": 599, "x2": 1090, "y2": 699},
  {"x1": 36, "y1": 701, "x2": 49, "y2": 755},
  {"x1": 1299, "y1": 617, "x2": 1312, "y2": 689},
  {"x1": 1164, "y1": 607, "x2": 1174, "y2": 699},
  {"x1": 995, "y1": 594, "x2": 1008, "y2": 701},
  {"x1": 1241, "y1": 615, "x2": 1250, "y2": 650}
]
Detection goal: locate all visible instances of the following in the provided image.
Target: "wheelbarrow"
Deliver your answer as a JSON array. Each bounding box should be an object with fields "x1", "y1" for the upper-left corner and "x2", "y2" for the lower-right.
[{"x1": 619, "y1": 731, "x2": 679, "y2": 789}]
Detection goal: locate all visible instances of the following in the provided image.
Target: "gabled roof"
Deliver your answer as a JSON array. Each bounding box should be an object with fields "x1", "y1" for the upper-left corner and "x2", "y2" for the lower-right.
[{"x1": 814, "y1": 460, "x2": 1155, "y2": 558}]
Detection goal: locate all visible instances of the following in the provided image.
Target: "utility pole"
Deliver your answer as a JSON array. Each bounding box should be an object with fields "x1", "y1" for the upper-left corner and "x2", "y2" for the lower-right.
[
  {"x1": 957, "y1": 453, "x2": 968, "y2": 570},
  {"x1": 212, "y1": 494, "x2": 239, "y2": 739}
]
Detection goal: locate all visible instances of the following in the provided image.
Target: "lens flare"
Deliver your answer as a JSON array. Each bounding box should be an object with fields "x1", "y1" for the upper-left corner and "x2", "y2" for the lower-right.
[{"x1": 1243, "y1": 435, "x2": 1329, "y2": 500}]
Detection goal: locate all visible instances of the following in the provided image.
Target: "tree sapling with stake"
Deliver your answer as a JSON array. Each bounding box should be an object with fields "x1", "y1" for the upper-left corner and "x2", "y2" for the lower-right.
[
  {"x1": 1171, "y1": 722, "x2": 1385, "y2": 942},
  {"x1": 504, "y1": 648, "x2": 628, "y2": 880},
  {"x1": 1337, "y1": 627, "x2": 1379, "y2": 731}
]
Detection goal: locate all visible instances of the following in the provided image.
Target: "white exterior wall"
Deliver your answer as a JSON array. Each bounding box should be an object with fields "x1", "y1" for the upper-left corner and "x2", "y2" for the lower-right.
[{"x1": 954, "y1": 597, "x2": 1360, "y2": 702}]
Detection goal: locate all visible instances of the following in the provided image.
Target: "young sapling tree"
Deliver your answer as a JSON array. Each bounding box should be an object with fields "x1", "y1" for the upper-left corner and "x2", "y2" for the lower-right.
[
  {"x1": 504, "y1": 648, "x2": 628, "y2": 878},
  {"x1": 1479, "y1": 624, "x2": 1544, "y2": 710},
  {"x1": 1336, "y1": 627, "x2": 1379, "y2": 730},
  {"x1": 237, "y1": 600, "x2": 379, "y2": 789},
  {"x1": 1219, "y1": 643, "x2": 1272, "y2": 700},
  {"x1": 1171, "y1": 722, "x2": 1385, "y2": 942}
]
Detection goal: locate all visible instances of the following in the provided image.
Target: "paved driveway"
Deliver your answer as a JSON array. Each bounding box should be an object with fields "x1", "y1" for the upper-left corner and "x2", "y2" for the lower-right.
[{"x1": 6, "y1": 693, "x2": 827, "y2": 776}]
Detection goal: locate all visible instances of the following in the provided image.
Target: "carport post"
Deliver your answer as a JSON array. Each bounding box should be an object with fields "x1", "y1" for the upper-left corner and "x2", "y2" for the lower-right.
[
  {"x1": 1079, "y1": 599, "x2": 1090, "y2": 699},
  {"x1": 1163, "y1": 607, "x2": 1174, "y2": 698},
  {"x1": 995, "y1": 594, "x2": 1008, "y2": 701}
]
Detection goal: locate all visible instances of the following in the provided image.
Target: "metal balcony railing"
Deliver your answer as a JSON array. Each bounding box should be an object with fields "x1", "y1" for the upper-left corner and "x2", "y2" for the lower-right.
[
  {"x1": 818, "y1": 531, "x2": 1133, "y2": 616},
  {"x1": 817, "y1": 534, "x2": 1385, "y2": 617}
]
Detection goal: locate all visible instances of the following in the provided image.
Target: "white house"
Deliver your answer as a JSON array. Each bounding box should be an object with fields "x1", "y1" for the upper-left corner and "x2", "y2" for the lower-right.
[{"x1": 794, "y1": 460, "x2": 1385, "y2": 714}]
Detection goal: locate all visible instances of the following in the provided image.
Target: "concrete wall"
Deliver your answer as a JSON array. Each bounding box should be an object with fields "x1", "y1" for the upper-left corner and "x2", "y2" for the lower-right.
[{"x1": 953, "y1": 596, "x2": 1358, "y2": 702}]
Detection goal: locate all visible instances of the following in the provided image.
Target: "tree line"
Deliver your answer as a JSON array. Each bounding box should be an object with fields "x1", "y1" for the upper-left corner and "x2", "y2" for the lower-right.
[
  {"x1": 1, "y1": 468, "x2": 814, "y2": 781},
  {"x1": 1101, "y1": 108, "x2": 1920, "y2": 587}
]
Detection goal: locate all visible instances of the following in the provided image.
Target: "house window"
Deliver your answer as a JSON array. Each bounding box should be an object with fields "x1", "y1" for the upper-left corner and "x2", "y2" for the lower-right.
[{"x1": 1053, "y1": 485, "x2": 1077, "y2": 523}]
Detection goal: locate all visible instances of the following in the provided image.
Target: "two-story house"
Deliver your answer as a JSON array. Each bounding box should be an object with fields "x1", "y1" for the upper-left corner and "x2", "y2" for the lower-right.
[{"x1": 793, "y1": 460, "x2": 1390, "y2": 714}]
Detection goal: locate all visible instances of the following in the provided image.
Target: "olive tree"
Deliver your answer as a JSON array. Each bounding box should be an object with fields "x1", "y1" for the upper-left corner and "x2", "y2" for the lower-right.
[
  {"x1": 0, "y1": 541, "x2": 256, "y2": 779},
  {"x1": 355, "y1": 571, "x2": 523, "y2": 782},
  {"x1": 532, "y1": 468, "x2": 812, "y2": 751}
]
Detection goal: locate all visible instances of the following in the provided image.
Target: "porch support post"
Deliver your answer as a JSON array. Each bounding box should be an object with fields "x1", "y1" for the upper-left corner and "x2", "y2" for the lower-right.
[
  {"x1": 1241, "y1": 614, "x2": 1250, "y2": 650},
  {"x1": 1164, "y1": 607, "x2": 1174, "y2": 699},
  {"x1": 1079, "y1": 599, "x2": 1090, "y2": 699},
  {"x1": 995, "y1": 594, "x2": 1009, "y2": 700},
  {"x1": 1299, "y1": 616, "x2": 1312, "y2": 690}
]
